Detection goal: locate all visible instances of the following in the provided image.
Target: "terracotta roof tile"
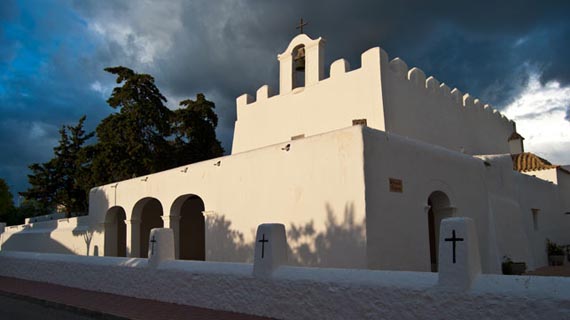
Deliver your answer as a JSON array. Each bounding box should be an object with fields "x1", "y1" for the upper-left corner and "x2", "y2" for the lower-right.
[{"x1": 511, "y1": 152, "x2": 558, "y2": 172}]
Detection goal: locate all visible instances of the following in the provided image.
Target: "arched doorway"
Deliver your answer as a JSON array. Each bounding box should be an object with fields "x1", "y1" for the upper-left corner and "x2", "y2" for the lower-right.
[
  {"x1": 171, "y1": 194, "x2": 205, "y2": 260},
  {"x1": 132, "y1": 197, "x2": 163, "y2": 258},
  {"x1": 427, "y1": 191, "x2": 453, "y2": 272},
  {"x1": 104, "y1": 206, "x2": 127, "y2": 257}
]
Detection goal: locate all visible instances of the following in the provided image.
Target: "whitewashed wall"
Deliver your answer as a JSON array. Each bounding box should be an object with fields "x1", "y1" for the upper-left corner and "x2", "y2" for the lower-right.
[
  {"x1": 0, "y1": 251, "x2": 568, "y2": 320},
  {"x1": 524, "y1": 168, "x2": 559, "y2": 184},
  {"x1": 516, "y1": 173, "x2": 570, "y2": 267},
  {"x1": 232, "y1": 43, "x2": 386, "y2": 154},
  {"x1": 557, "y1": 169, "x2": 570, "y2": 215},
  {"x1": 362, "y1": 128, "x2": 498, "y2": 273},
  {"x1": 88, "y1": 126, "x2": 368, "y2": 267},
  {"x1": 381, "y1": 55, "x2": 514, "y2": 156},
  {"x1": 0, "y1": 216, "x2": 104, "y2": 256},
  {"x1": 233, "y1": 35, "x2": 515, "y2": 157},
  {"x1": 3, "y1": 126, "x2": 570, "y2": 273}
]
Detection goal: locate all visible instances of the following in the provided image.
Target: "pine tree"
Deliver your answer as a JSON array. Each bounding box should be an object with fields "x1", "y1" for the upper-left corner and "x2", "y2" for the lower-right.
[
  {"x1": 173, "y1": 93, "x2": 224, "y2": 165},
  {"x1": 0, "y1": 178, "x2": 14, "y2": 219},
  {"x1": 91, "y1": 67, "x2": 173, "y2": 184},
  {"x1": 21, "y1": 116, "x2": 93, "y2": 217},
  {"x1": 21, "y1": 161, "x2": 57, "y2": 212},
  {"x1": 53, "y1": 116, "x2": 94, "y2": 215}
]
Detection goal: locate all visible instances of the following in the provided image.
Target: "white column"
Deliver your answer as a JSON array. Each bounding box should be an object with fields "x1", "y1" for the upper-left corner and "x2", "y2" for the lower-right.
[
  {"x1": 125, "y1": 219, "x2": 141, "y2": 258},
  {"x1": 161, "y1": 215, "x2": 181, "y2": 259},
  {"x1": 100, "y1": 222, "x2": 113, "y2": 256},
  {"x1": 305, "y1": 41, "x2": 325, "y2": 86},
  {"x1": 278, "y1": 53, "x2": 293, "y2": 94},
  {"x1": 437, "y1": 206, "x2": 457, "y2": 217}
]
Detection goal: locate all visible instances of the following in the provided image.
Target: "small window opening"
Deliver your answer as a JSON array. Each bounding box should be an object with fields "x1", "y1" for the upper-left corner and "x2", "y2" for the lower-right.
[{"x1": 532, "y1": 208, "x2": 540, "y2": 231}]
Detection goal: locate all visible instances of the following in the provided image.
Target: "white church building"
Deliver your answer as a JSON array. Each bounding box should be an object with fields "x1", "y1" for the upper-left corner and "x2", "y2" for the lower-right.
[{"x1": 1, "y1": 34, "x2": 569, "y2": 275}]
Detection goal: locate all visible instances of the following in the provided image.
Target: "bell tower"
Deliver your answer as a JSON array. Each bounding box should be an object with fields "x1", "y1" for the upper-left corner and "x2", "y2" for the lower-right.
[
  {"x1": 232, "y1": 28, "x2": 387, "y2": 155},
  {"x1": 277, "y1": 33, "x2": 325, "y2": 94}
]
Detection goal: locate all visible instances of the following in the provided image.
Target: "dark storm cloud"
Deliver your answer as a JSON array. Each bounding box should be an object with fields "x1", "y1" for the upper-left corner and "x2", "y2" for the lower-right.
[
  {"x1": 73, "y1": 0, "x2": 570, "y2": 110},
  {"x1": 0, "y1": 0, "x2": 113, "y2": 194},
  {"x1": 2, "y1": 0, "x2": 570, "y2": 196}
]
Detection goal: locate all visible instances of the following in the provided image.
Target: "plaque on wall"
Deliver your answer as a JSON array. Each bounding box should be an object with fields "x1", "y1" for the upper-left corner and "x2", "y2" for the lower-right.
[
  {"x1": 389, "y1": 178, "x2": 403, "y2": 193},
  {"x1": 352, "y1": 119, "x2": 367, "y2": 126}
]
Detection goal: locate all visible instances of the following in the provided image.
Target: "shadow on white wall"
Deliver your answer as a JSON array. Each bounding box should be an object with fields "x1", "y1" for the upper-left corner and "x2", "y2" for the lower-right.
[{"x1": 287, "y1": 202, "x2": 367, "y2": 268}]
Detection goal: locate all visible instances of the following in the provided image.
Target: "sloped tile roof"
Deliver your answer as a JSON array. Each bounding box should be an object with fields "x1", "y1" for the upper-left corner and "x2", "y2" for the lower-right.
[{"x1": 511, "y1": 152, "x2": 558, "y2": 172}]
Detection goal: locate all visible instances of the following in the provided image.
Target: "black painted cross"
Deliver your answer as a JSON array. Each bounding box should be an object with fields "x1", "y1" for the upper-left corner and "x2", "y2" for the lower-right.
[
  {"x1": 258, "y1": 233, "x2": 269, "y2": 259},
  {"x1": 444, "y1": 229, "x2": 464, "y2": 264},
  {"x1": 150, "y1": 235, "x2": 157, "y2": 256}
]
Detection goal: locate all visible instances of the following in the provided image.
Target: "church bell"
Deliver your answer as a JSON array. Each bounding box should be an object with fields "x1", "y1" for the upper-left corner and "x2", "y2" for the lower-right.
[{"x1": 294, "y1": 47, "x2": 306, "y2": 71}]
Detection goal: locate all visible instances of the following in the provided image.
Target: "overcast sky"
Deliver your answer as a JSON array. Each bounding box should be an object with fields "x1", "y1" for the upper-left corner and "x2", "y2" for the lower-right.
[{"x1": 1, "y1": 0, "x2": 570, "y2": 197}]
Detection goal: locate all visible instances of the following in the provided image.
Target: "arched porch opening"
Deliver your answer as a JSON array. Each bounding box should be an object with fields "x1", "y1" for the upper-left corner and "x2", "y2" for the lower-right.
[
  {"x1": 427, "y1": 191, "x2": 454, "y2": 272},
  {"x1": 104, "y1": 206, "x2": 127, "y2": 257},
  {"x1": 171, "y1": 194, "x2": 205, "y2": 260},
  {"x1": 132, "y1": 197, "x2": 164, "y2": 258}
]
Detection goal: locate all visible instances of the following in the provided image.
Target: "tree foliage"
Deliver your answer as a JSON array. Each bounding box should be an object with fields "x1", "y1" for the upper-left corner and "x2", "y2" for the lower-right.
[
  {"x1": 173, "y1": 94, "x2": 224, "y2": 165},
  {"x1": 91, "y1": 67, "x2": 173, "y2": 183},
  {"x1": 21, "y1": 116, "x2": 94, "y2": 217},
  {"x1": 54, "y1": 116, "x2": 94, "y2": 215},
  {"x1": 0, "y1": 178, "x2": 41, "y2": 226},
  {"x1": 0, "y1": 178, "x2": 13, "y2": 218},
  {"x1": 21, "y1": 161, "x2": 56, "y2": 211},
  {"x1": 18, "y1": 66, "x2": 224, "y2": 221}
]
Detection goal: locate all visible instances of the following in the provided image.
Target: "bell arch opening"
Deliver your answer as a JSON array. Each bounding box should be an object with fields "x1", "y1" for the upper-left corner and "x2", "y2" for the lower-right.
[
  {"x1": 171, "y1": 194, "x2": 205, "y2": 261},
  {"x1": 292, "y1": 44, "x2": 306, "y2": 89},
  {"x1": 104, "y1": 206, "x2": 127, "y2": 257},
  {"x1": 132, "y1": 197, "x2": 164, "y2": 258},
  {"x1": 427, "y1": 191, "x2": 453, "y2": 272}
]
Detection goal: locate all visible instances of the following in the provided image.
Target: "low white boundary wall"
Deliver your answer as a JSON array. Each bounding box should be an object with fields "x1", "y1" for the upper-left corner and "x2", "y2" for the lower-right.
[{"x1": 0, "y1": 251, "x2": 568, "y2": 320}]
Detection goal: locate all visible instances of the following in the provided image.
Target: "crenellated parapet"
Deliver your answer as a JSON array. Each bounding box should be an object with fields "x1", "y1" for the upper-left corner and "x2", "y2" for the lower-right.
[
  {"x1": 235, "y1": 43, "x2": 389, "y2": 115},
  {"x1": 233, "y1": 35, "x2": 516, "y2": 155},
  {"x1": 386, "y1": 54, "x2": 512, "y2": 126},
  {"x1": 232, "y1": 41, "x2": 391, "y2": 153},
  {"x1": 380, "y1": 50, "x2": 515, "y2": 154}
]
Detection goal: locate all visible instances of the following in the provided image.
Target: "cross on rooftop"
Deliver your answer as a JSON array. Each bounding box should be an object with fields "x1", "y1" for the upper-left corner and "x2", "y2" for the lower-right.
[
  {"x1": 296, "y1": 18, "x2": 308, "y2": 34},
  {"x1": 444, "y1": 229, "x2": 464, "y2": 264},
  {"x1": 258, "y1": 233, "x2": 269, "y2": 259}
]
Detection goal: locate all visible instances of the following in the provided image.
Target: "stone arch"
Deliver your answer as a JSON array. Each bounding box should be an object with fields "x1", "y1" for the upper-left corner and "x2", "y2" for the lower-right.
[
  {"x1": 104, "y1": 206, "x2": 127, "y2": 257},
  {"x1": 426, "y1": 190, "x2": 455, "y2": 272},
  {"x1": 170, "y1": 194, "x2": 205, "y2": 260},
  {"x1": 131, "y1": 197, "x2": 164, "y2": 258}
]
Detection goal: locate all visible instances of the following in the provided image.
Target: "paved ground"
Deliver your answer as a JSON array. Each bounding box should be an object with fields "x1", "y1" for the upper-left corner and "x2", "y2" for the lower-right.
[
  {"x1": 0, "y1": 293, "x2": 113, "y2": 320},
  {"x1": 0, "y1": 276, "x2": 272, "y2": 320}
]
